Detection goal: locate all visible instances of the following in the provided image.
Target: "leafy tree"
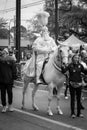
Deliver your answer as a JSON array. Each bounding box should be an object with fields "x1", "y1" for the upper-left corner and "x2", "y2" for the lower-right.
[
  {"x1": 79, "y1": 0, "x2": 87, "y2": 4},
  {"x1": 44, "y1": 0, "x2": 87, "y2": 42},
  {"x1": 10, "y1": 25, "x2": 27, "y2": 33},
  {"x1": 10, "y1": 25, "x2": 27, "y2": 37},
  {"x1": 0, "y1": 28, "x2": 8, "y2": 39},
  {"x1": 44, "y1": 0, "x2": 73, "y2": 39},
  {"x1": 0, "y1": 18, "x2": 7, "y2": 29},
  {"x1": 0, "y1": 18, "x2": 8, "y2": 39}
]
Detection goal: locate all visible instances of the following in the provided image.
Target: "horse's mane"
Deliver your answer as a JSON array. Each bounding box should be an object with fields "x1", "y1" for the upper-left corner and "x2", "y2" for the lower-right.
[{"x1": 49, "y1": 46, "x2": 62, "y2": 71}]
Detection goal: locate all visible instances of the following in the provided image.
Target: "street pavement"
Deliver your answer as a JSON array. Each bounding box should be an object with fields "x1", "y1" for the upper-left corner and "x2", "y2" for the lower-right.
[{"x1": 0, "y1": 84, "x2": 87, "y2": 130}]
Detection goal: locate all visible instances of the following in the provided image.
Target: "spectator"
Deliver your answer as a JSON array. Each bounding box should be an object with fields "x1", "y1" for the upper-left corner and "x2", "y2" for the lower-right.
[
  {"x1": 62, "y1": 54, "x2": 87, "y2": 118},
  {"x1": 0, "y1": 48, "x2": 17, "y2": 113},
  {"x1": 64, "y1": 47, "x2": 73, "y2": 99},
  {"x1": 9, "y1": 49, "x2": 17, "y2": 62}
]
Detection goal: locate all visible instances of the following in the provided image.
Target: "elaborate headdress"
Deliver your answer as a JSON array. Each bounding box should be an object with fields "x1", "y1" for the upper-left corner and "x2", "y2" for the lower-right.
[
  {"x1": 36, "y1": 11, "x2": 50, "y2": 19},
  {"x1": 36, "y1": 11, "x2": 50, "y2": 26}
]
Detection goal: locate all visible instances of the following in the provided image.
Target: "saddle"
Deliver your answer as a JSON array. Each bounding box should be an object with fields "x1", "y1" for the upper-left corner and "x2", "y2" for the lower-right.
[{"x1": 39, "y1": 57, "x2": 49, "y2": 85}]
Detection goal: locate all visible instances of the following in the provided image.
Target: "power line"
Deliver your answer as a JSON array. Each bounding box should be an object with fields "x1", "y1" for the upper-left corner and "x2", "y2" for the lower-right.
[
  {"x1": 0, "y1": 0, "x2": 44, "y2": 12},
  {"x1": 21, "y1": 0, "x2": 44, "y2": 8},
  {"x1": 0, "y1": 0, "x2": 44, "y2": 13}
]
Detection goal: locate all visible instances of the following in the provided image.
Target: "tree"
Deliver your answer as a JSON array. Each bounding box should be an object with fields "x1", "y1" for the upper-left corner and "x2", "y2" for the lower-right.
[
  {"x1": 0, "y1": 28, "x2": 8, "y2": 39},
  {"x1": 0, "y1": 18, "x2": 8, "y2": 39},
  {"x1": 44, "y1": 0, "x2": 87, "y2": 42},
  {"x1": 0, "y1": 18, "x2": 7, "y2": 29},
  {"x1": 79, "y1": 0, "x2": 87, "y2": 4},
  {"x1": 10, "y1": 25, "x2": 27, "y2": 37},
  {"x1": 44, "y1": 0, "x2": 74, "y2": 39}
]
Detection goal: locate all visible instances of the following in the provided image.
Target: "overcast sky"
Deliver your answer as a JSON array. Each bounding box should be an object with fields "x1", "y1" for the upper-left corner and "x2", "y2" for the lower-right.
[{"x1": 0, "y1": 0, "x2": 44, "y2": 27}]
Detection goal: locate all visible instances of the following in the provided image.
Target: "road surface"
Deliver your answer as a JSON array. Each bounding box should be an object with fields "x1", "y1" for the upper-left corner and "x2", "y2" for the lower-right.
[{"x1": 0, "y1": 84, "x2": 87, "y2": 130}]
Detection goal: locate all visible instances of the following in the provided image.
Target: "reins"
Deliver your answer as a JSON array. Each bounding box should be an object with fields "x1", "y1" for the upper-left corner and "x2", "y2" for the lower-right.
[{"x1": 53, "y1": 61, "x2": 62, "y2": 72}]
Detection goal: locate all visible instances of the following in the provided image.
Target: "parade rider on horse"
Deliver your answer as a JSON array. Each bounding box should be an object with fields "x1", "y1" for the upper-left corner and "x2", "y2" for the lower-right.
[{"x1": 32, "y1": 11, "x2": 57, "y2": 84}]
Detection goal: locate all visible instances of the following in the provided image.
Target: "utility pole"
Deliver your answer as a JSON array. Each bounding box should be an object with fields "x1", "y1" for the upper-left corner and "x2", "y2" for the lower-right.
[
  {"x1": 14, "y1": 15, "x2": 16, "y2": 47},
  {"x1": 16, "y1": 0, "x2": 21, "y2": 62},
  {"x1": 8, "y1": 23, "x2": 10, "y2": 46},
  {"x1": 55, "y1": 0, "x2": 58, "y2": 45}
]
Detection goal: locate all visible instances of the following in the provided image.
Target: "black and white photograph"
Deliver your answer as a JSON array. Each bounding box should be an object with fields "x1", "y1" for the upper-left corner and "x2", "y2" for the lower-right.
[{"x1": 0, "y1": 0, "x2": 87, "y2": 130}]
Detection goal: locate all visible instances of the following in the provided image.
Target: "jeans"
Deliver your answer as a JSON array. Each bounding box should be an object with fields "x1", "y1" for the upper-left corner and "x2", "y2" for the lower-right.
[
  {"x1": 0, "y1": 84, "x2": 13, "y2": 106},
  {"x1": 69, "y1": 84, "x2": 82, "y2": 116}
]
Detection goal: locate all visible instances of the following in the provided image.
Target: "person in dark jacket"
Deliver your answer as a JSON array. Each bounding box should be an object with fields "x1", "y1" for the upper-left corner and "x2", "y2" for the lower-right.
[
  {"x1": 0, "y1": 48, "x2": 17, "y2": 113},
  {"x1": 62, "y1": 54, "x2": 87, "y2": 118}
]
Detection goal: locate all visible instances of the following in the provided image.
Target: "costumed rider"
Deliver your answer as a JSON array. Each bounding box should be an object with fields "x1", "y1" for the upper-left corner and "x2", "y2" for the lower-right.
[{"x1": 32, "y1": 11, "x2": 57, "y2": 84}]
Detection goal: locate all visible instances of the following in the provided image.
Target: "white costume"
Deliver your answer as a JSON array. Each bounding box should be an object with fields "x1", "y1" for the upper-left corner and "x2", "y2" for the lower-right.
[
  {"x1": 22, "y1": 11, "x2": 57, "y2": 83},
  {"x1": 32, "y1": 27, "x2": 57, "y2": 83}
]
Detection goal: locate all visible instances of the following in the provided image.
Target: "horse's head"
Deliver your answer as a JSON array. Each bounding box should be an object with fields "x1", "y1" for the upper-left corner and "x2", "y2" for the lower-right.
[{"x1": 57, "y1": 45, "x2": 69, "y2": 66}]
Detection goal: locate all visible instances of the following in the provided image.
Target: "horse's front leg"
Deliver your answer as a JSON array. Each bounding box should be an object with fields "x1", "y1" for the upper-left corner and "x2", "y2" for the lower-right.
[
  {"x1": 47, "y1": 83, "x2": 54, "y2": 116},
  {"x1": 56, "y1": 93, "x2": 63, "y2": 115},
  {"x1": 21, "y1": 76, "x2": 30, "y2": 109},
  {"x1": 32, "y1": 84, "x2": 39, "y2": 111}
]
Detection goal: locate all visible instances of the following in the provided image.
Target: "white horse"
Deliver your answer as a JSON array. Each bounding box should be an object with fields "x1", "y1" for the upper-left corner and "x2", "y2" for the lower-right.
[{"x1": 21, "y1": 45, "x2": 69, "y2": 116}]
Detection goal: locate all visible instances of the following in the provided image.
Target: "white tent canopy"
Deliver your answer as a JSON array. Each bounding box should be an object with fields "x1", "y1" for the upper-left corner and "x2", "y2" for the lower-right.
[{"x1": 58, "y1": 34, "x2": 87, "y2": 49}]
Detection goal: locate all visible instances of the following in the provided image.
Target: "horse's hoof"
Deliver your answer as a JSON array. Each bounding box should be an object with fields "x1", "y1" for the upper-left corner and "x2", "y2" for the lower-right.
[
  {"x1": 21, "y1": 106, "x2": 24, "y2": 110},
  {"x1": 57, "y1": 107, "x2": 63, "y2": 115},
  {"x1": 32, "y1": 105, "x2": 39, "y2": 111},
  {"x1": 47, "y1": 110, "x2": 53, "y2": 116},
  {"x1": 57, "y1": 111, "x2": 63, "y2": 115},
  {"x1": 57, "y1": 110, "x2": 63, "y2": 115}
]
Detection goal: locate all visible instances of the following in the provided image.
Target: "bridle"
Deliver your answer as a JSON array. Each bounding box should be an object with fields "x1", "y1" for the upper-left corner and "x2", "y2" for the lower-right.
[{"x1": 53, "y1": 46, "x2": 69, "y2": 72}]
